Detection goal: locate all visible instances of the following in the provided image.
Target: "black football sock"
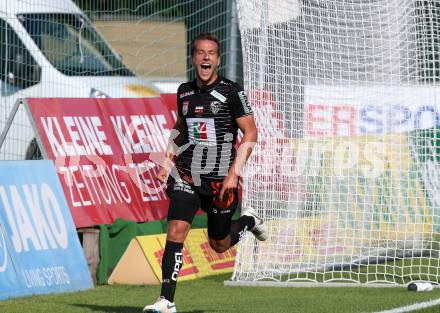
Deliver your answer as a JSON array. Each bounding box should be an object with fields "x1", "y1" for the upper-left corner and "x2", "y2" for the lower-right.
[
  {"x1": 229, "y1": 215, "x2": 255, "y2": 246},
  {"x1": 160, "y1": 240, "x2": 184, "y2": 302}
]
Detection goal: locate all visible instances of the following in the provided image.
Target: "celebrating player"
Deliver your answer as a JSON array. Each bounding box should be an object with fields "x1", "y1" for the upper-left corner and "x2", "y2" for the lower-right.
[{"x1": 143, "y1": 32, "x2": 267, "y2": 313}]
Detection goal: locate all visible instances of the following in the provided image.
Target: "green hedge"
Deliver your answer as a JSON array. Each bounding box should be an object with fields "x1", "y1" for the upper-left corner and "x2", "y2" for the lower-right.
[{"x1": 96, "y1": 214, "x2": 208, "y2": 284}]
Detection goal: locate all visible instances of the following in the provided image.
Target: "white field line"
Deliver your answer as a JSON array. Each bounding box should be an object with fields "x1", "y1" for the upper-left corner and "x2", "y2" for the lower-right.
[{"x1": 371, "y1": 298, "x2": 440, "y2": 313}]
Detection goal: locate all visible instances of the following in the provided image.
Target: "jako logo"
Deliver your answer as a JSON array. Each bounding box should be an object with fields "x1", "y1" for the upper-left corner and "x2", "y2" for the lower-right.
[
  {"x1": 0, "y1": 183, "x2": 69, "y2": 253},
  {"x1": 171, "y1": 252, "x2": 183, "y2": 281},
  {"x1": 0, "y1": 227, "x2": 7, "y2": 272}
]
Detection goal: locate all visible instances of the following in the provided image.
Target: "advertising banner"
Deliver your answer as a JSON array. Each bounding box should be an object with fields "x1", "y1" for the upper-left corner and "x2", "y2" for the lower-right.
[
  {"x1": 0, "y1": 160, "x2": 93, "y2": 300},
  {"x1": 409, "y1": 127, "x2": 440, "y2": 232},
  {"x1": 296, "y1": 133, "x2": 430, "y2": 232},
  {"x1": 108, "y1": 228, "x2": 236, "y2": 284},
  {"x1": 137, "y1": 228, "x2": 237, "y2": 281},
  {"x1": 304, "y1": 85, "x2": 440, "y2": 137},
  {"x1": 26, "y1": 98, "x2": 177, "y2": 228}
]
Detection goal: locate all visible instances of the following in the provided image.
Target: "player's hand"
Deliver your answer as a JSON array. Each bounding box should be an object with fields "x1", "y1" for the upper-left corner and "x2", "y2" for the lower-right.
[
  {"x1": 156, "y1": 165, "x2": 169, "y2": 184},
  {"x1": 219, "y1": 172, "x2": 238, "y2": 202}
]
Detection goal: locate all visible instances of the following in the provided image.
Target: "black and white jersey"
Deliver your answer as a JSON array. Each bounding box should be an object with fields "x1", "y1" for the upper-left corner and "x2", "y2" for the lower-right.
[{"x1": 175, "y1": 76, "x2": 253, "y2": 181}]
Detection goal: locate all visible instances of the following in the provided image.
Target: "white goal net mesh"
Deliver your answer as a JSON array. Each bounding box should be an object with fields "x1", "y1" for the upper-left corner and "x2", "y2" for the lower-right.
[
  {"x1": 232, "y1": 0, "x2": 440, "y2": 286},
  {"x1": 0, "y1": 0, "x2": 240, "y2": 160}
]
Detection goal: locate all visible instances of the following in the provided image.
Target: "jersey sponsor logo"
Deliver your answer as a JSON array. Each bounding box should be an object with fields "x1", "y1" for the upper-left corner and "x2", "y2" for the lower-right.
[
  {"x1": 210, "y1": 101, "x2": 221, "y2": 114},
  {"x1": 187, "y1": 118, "x2": 217, "y2": 145},
  {"x1": 210, "y1": 90, "x2": 227, "y2": 103},
  {"x1": 195, "y1": 106, "x2": 204, "y2": 114},
  {"x1": 180, "y1": 90, "x2": 195, "y2": 98},
  {"x1": 194, "y1": 122, "x2": 207, "y2": 140},
  {"x1": 182, "y1": 101, "x2": 189, "y2": 116},
  {"x1": 238, "y1": 91, "x2": 252, "y2": 114}
]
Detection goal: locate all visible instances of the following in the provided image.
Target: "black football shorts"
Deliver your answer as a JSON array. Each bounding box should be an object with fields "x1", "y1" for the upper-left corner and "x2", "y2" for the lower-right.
[{"x1": 166, "y1": 176, "x2": 238, "y2": 240}]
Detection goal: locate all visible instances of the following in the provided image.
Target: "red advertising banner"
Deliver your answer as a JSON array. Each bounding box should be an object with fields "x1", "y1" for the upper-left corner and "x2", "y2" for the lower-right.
[{"x1": 26, "y1": 97, "x2": 177, "y2": 228}]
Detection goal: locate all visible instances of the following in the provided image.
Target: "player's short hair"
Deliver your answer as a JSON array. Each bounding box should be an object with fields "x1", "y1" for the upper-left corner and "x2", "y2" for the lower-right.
[{"x1": 191, "y1": 33, "x2": 221, "y2": 56}]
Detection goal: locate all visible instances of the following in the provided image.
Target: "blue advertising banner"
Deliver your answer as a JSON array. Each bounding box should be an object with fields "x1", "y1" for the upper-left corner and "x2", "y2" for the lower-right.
[{"x1": 0, "y1": 160, "x2": 93, "y2": 300}]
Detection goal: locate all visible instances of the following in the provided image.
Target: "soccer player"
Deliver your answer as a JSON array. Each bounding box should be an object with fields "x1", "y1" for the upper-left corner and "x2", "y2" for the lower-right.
[{"x1": 143, "y1": 32, "x2": 267, "y2": 313}]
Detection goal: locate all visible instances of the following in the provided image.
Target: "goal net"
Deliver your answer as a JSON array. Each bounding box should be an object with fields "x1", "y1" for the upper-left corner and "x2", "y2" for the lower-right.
[
  {"x1": 231, "y1": 0, "x2": 440, "y2": 286},
  {"x1": 0, "y1": 0, "x2": 241, "y2": 160}
]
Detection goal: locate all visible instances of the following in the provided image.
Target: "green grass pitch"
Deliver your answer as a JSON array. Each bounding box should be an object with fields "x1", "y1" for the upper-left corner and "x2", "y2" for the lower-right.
[{"x1": 0, "y1": 273, "x2": 440, "y2": 313}]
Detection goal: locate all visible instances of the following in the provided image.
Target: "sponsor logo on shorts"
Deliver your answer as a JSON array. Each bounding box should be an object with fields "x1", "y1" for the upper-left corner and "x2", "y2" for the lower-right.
[
  {"x1": 174, "y1": 179, "x2": 194, "y2": 194},
  {"x1": 211, "y1": 181, "x2": 222, "y2": 192},
  {"x1": 220, "y1": 208, "x2": 232, "y2": 214}
]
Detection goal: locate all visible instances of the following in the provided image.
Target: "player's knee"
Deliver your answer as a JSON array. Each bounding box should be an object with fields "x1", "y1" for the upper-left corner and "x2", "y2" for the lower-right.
[
  {"x1": 167, "y1": 230, "x2": 184, "y2": 242},
  {"x1": 209, "y1": 238, "x2": 229, "y2": 253},
  {"x1": 167, "y1": 222, "x2": 190, "y2": 242},
  {"x1": 210, "y1": 243, "x2": 228, "y2": 253}
]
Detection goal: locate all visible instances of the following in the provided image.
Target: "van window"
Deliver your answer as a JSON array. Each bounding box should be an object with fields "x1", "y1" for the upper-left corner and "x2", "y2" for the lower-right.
[
  {"x1": 0, "y1": 18, "x2": 41, "y2": 94},
  {"x1": 19, "y1": 13, "x2": 134, "y2": 77}
]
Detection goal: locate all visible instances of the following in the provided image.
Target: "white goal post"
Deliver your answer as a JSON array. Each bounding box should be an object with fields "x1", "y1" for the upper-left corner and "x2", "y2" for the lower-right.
[{"x1": 229, "y1": 0, "x2": 440, "y2": 286}]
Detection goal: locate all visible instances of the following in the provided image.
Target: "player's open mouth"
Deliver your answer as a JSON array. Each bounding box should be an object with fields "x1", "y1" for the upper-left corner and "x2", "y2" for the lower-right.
[{"x1": 200, "y1": 63, "x2": 212, "y2": 76}]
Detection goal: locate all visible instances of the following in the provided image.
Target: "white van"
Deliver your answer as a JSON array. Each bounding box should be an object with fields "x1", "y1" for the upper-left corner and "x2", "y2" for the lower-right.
[{"x1": 0, "y1": 0, "x2": 178, "y2": 159}]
